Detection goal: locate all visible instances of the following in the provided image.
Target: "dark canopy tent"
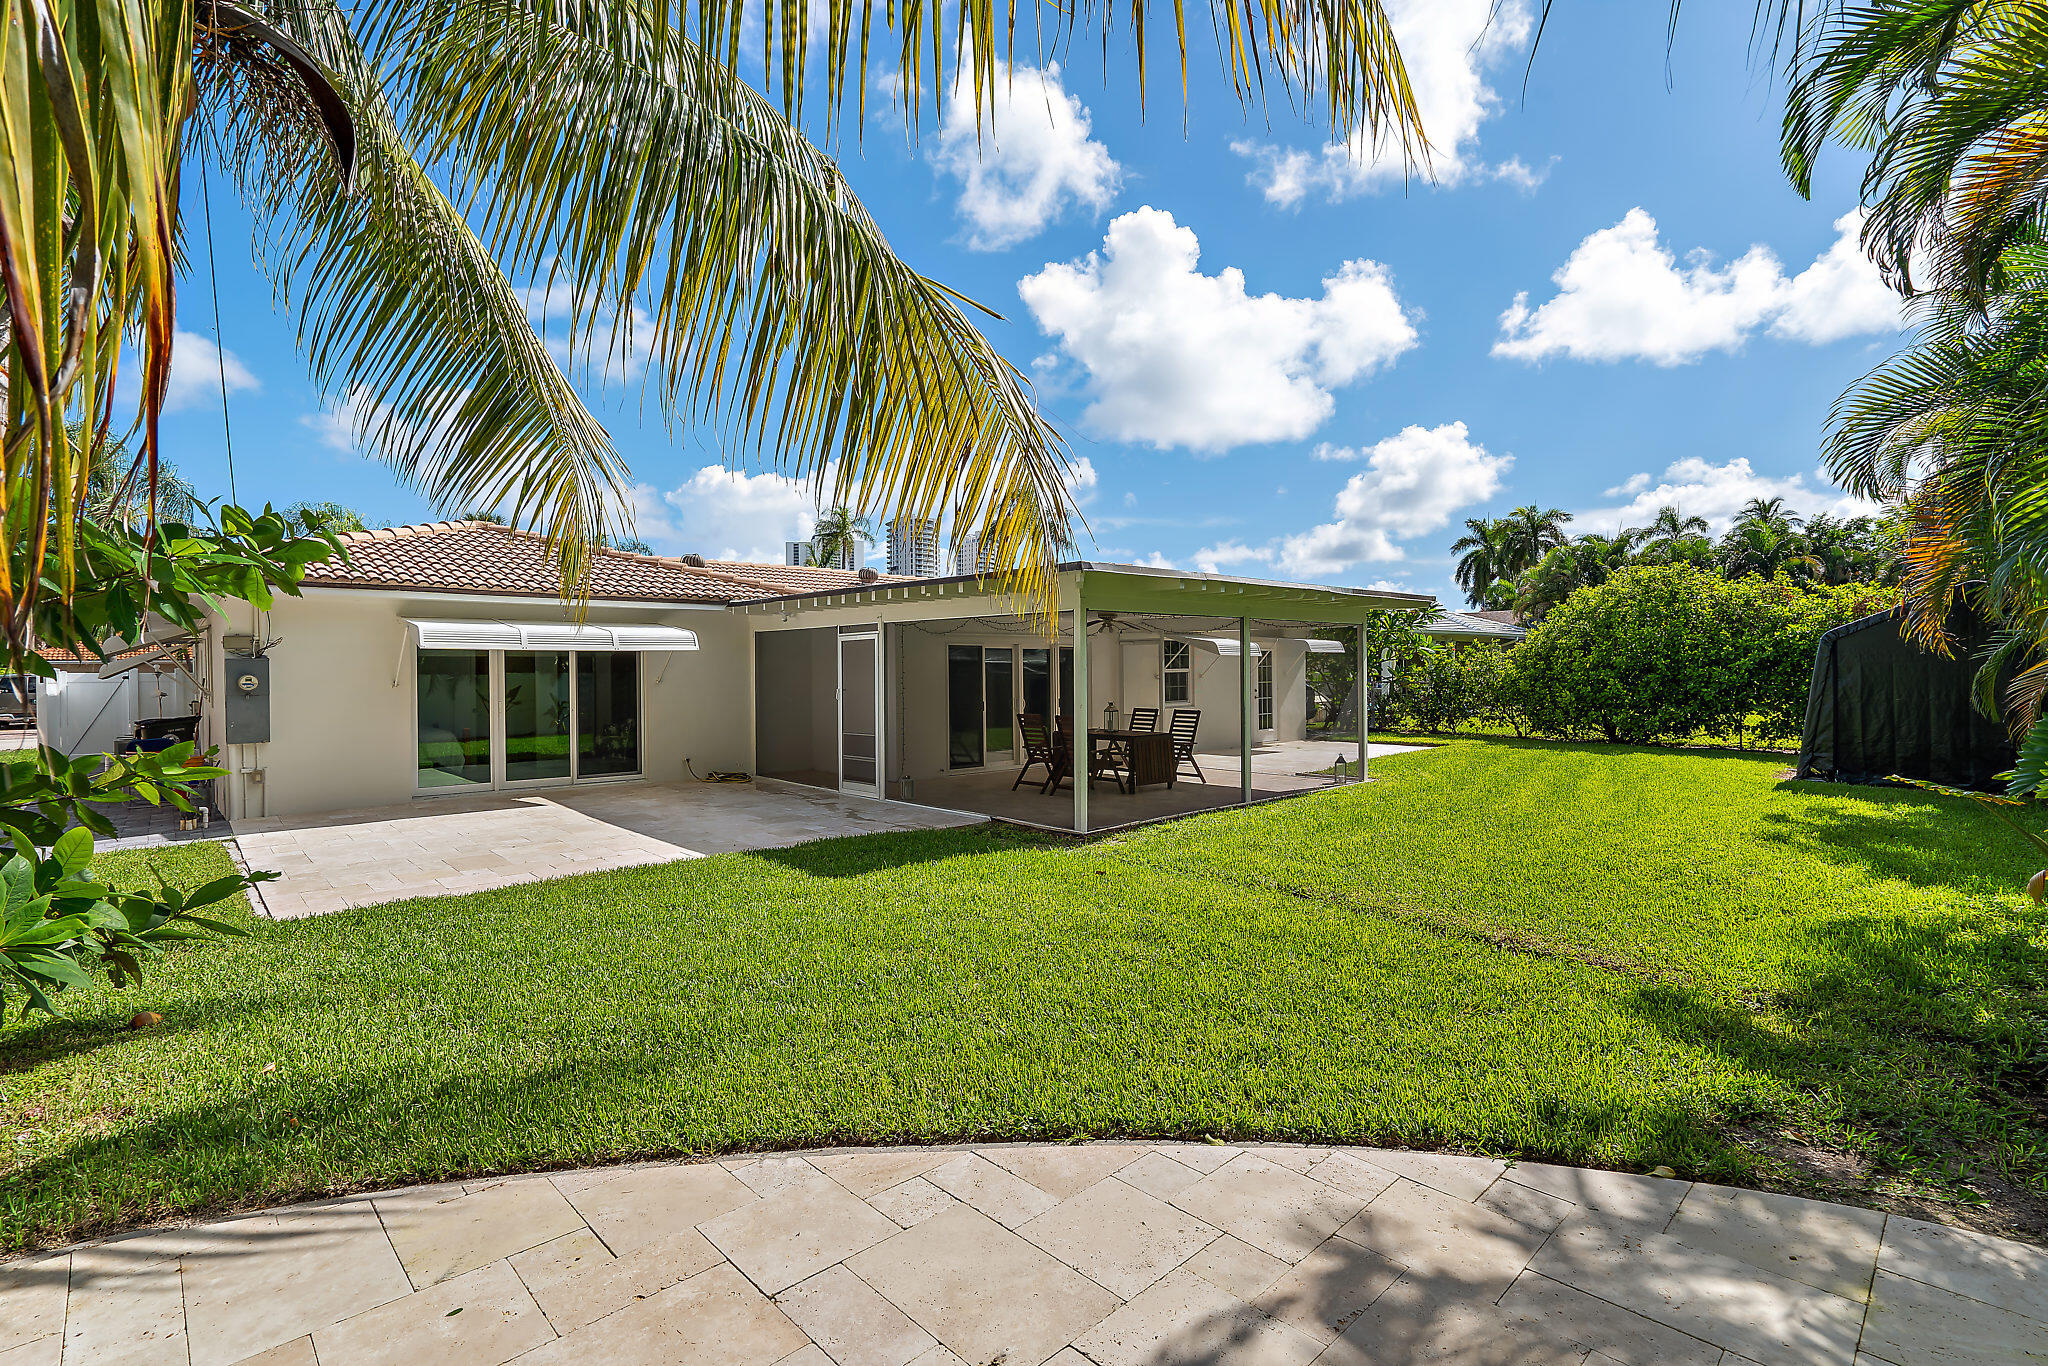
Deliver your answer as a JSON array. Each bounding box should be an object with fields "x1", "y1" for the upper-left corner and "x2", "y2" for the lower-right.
[{"x1": 1796, "y1": 603, "x2": 2015, "y2": 790}]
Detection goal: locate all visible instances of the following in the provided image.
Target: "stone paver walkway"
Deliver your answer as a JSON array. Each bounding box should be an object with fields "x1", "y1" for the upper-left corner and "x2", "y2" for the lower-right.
[
  {"x1": 7, "y1": 1143, "x2": 2044, "y2": 1366},
  {"x1": 231, "y1": 781, "x2": 980, "y2": 918}
]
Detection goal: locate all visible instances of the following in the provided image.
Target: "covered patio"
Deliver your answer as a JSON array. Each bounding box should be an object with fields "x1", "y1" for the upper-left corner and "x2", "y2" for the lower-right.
[{"x1": 741, "y1": 562, "x2": 1432, "y2": 834}]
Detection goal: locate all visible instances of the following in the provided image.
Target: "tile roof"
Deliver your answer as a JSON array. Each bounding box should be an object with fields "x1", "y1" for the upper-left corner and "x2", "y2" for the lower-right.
[
  {"x1": 300, "y1": 521, "x2": 904, "y2": 603},
  {"x1": 36, "y1": 642, "x2": 176, "y2": 669},
  {"x1": 1427, "y1": 609, "x2": 1527, "y2": 640}
]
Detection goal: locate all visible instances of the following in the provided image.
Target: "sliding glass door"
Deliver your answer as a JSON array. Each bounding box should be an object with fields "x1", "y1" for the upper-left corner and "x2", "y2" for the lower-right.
[
  {"x1": 416, "y1": 649, "x2": 642, "y2": 792},
  {"x1": 947, "y1": 645, "x2": 983, "y2": 769}
]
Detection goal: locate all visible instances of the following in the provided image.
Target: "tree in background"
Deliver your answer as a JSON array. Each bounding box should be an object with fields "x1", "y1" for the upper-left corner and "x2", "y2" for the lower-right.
[
  {"x1": 1451, "y1": 518, "x2": 1517, "y2": 608},
  {"x1": 1517, "y1": 532, "x2": 1639, "y2": 619},
  {"x1": 286, "y1": 502, "x2": 370, "y2": 535},
  {"x1": 607, "y1": 535, "x2": 654, "y2": 555},
  {"x1": 1636, "y1": 506, "x2": 1711, "y2": 564},
  {"x1": 1502, "y1": 506, "x2": 1574, "y2": 579},
  {"x1": 1718, "y1": 498, "x2": 1822, "y2": 580},
  {"x1": 805, "y1": 506, "x2": 877, "y2": 570},
  {"x1": 81, "y1": 429, "x2": 200, "y2": 529}
]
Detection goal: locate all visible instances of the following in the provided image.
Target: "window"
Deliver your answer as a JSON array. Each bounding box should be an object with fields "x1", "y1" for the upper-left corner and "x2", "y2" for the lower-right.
[
  {"x1": 417, "y1": 648, "x2": 641, "y2": 791},
  {"x1": 1256, "y1": 649, "x2": 1274, "y2": 731},
  {"x1": 983, "y1": 646, "x2": 1015, "y2": 758},
  {"x1": 1021, "y1": 648, "x2": 1052, "y2": 722},
  {"x1": 1162, "y1": 639, "x2": 1191, "y2": 704}
]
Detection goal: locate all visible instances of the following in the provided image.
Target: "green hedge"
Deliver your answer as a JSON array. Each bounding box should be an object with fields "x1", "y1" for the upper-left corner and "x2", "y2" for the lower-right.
[{"x1": 1384, "y1": 567, "x2": 1894, "y2": 747}]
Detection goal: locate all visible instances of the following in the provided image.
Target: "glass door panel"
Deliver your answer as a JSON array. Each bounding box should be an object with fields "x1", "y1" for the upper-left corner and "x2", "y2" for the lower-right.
[
  {"x1": 983, "y1": 647, "x2": 1014, "y2": 761},
  {"x1": 839, "y1": 633, "x2": 879, "y2": 794},
  {"x1": 1022, "y1": 648, "x2": 1051, "y2": 723},
  {"x1": 417, "y1": 651, "x2": 493, "y2": 788},
  {"x1": 503, "y1": 651, "x2": 572, "y2": 782},
  {"x1": 947, "y1": 645, "x2": 983, "y2": 768},
  {"x1": 1059, "y1": 647, "x2": 1074, "y2": 719},
  {"x1": 1256, "y1": 649, "x2": 1275, "y2": 732},
  {"x1": 577, "y1": 653, "x2": 640, "y2": 777}
]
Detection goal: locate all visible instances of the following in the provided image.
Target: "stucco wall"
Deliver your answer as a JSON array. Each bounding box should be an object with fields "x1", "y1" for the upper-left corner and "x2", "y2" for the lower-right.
[{"x1": 206, "y1": 590, "x2": 748, "y2": 820}]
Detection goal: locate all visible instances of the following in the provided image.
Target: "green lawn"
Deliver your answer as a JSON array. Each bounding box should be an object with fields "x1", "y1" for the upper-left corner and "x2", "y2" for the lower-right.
[{"x1": 2, "y1": 738, "x2": 2044, "y2": 1250}]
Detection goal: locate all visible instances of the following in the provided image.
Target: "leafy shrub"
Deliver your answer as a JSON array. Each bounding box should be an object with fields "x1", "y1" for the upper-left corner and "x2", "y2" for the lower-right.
[
  {"x1": 1505, "y1": 565, "x2": 1892, "y2": 746},
  {"x1": 1385, "y1": 643, "x2": 1522, "y2": 734}
]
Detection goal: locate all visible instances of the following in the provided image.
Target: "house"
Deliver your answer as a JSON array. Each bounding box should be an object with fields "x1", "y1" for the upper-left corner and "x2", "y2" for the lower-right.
[
  {"x1": 177, "y1": 521, "x2": 1432, "y2": 834},
  {"x1": 1424, "y1": 610, "x2": 1527, "y2": 644}
]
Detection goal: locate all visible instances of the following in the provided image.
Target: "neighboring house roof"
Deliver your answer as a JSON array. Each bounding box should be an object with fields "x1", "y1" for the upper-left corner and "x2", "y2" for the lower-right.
[
  {"x1": 35, "y1": 643, "x2": 171, "y2": 671},
  {"x1": 695, "y1": 560, "x2": 911, "y2": 594},
  {"x1": 1426, "y1": 610, "x2": 1528, "y2": 642},
  {"x1": 1464, "y1": 609, "x2": 1525, "y2": 627}
]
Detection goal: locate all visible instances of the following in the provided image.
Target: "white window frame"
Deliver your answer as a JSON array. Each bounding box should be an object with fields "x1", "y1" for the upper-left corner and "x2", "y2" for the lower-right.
[
  {"x1": 414, "y1": 647, "x2": 645, "y2": 795},
  {"x1": 1162, "y1": 639, "x2": 1191, "y2": 705},
  {"x1": 1255, "y1": 648, "x2": 1274, "y2": 733}
]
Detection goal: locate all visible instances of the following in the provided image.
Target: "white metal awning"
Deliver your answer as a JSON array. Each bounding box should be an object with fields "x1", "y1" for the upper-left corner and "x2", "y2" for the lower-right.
[
  {"x1": 1192, "y1": 636, "x2": 1264, "y2": 657},
  {"x1": 405, "y1": 619, "x2": 699, "y2": 652},
  {"x1": 1305, "y1": 638, "x2": 1346, "y2": 653}
]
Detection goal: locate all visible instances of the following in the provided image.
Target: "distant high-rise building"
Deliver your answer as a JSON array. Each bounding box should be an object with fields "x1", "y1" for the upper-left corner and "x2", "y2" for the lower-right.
[
  {"x1": 950, "y1": 535, "x2": 1003, "y2": 577},
  {"x1": 785, "y1": 537, "x2": 863, "y2": 571},
  {"x1": 886, "y1": 518, "x2": 943, "y2": 577}
]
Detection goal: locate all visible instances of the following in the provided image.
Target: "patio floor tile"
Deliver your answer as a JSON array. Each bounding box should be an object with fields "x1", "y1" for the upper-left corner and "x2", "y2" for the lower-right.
[
  {"x1": 1344, "y1": 1149, "x2": 1505, "y2": 1203},
  {"x1": 1182, "y1": 1234, "x2": 1293, "y2": 1302},
  {"x1": 0, "y1": 1253, "x2": 66, "y2": 1357},
  {"x1": 375, "y1": 1177, "x2": 586, "y2": 1288},
  {"x1": 1496, "y1": 1269, "x2": 1722, "y2": 1366},
  {"x1": 551, "y1": 1162, "x2": 755, "y2": 1255},
  {"x1": 868, "y1": 1177, "x2": 955, "y2": 1228},
  {"x1": 1505, "y1": 1162, "x2": 1690, "y2": 1231},
  {"x1": 509, "y1": 1226, "x2": 722, "y2": 1332},
  {"x1": 1307, "y1": 1151, "x2": 1403, "y2": 1204},
  {"x1": 1071, "y1": 1269, "x2": 1322, "y2": 1366},
  {"x1": 844, "y1": 1204, "x2": 1119, "y2": 1366},
  {"x1": 226, "y1": 1337, "x2": 316, "y2": 1366},
  {"x1": 1664, "y1": 1185, "x2": 1885, "y2": 1302},
  {"x1": 924, "y1": 1152, "x2": 1061, "y2": 1229},
  {"x1": 311, "y1": 1261, "x2": 552, "y2": 1366},
  {"x1": 1018, "y1": 1176, "x2": 1220, "y2": 1298},
  {"x1": 179, "y1": 1202, "x2": 413, "y2": 1366},
  {"x1": 1116, "y1": 1151, "x2": 1207, "y2": 1201},
  {"x1": 1169, "y1": 1152, "x2": 1365, "y2": 1262},
  {"x1": 1476, "y1": 1178, "x2": 1579, "y2": 1234},
  {"x1": 1335, "y1": 1179, "x2": 1550, "y2": 1302},
  {"x1": 1249, "y1": 1233, "x2": 1403, "y2": 1342},
  {"x1": 1860, "y1": 1269, "x2": 2048, "y2": 1365},
  {"x1": 1315, "y1": 1272, "x2": 1595, "y2": 1366},
  {"x1": 978, "y1": 1143, "x2": 1146, "y2": 1199},
  {"x1": 774, "y1": 1264, "x2": 937, "y2": 1366},
  {"x1": 1528, "y1": 1213, "x2": 1865, "y2": 1366},
  {"x1": 808, "y1": 1150, "x2": 960, "y2": 1199},
  {"x1": 509, "y1": 1263, "x2": 807, "y2": 1366},
  {"x1": 700, "y1": 1176, "x2": 899, "y2": 1294},
  {"x1": 63, "y1": 1233, "x2": 187, "y2": 1366},
  {"x1": 1877, "y1": 1213, "x2": 2048, "y2": 1323}
]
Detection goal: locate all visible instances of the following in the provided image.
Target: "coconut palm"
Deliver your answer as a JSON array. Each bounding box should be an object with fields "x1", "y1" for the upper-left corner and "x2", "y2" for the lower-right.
[
  {"x1": 806, "y1": 506, "x2": 877, "y2": 571},
  {"x1": 1719, "y1": 501, "x2": 1821, "y2": 580},
  {"x1": 0, "y1": 0, "x2": 1425, "y2": 666},
  {"x1": 1450, "y1": 517, "x2": 1515, "y2": 608},
  {"x1": 1515, "y1": 532, "x2": 1637, "y2": 618},
  {"x1": 1634, "y1": 505, "x2": 1710, "y2": 561},
  {"x1": 1501, "y1": 505, "x2": 1574, "y2": 578}
]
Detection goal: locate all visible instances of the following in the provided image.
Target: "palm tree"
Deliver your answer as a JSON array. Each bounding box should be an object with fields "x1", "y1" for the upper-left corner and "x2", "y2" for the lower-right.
[
  {"x1": 76, "y1": 425, "x2": 201, "y2": 528},
  {"x1": 1515, "y1": 533, "x2": 1636, "y2": 619},
  {"x1": 286, "y1": 501, "x2": 370, "y2": 535},
  {"x1": 1501, "y1": 506, "x2": 1574, "y2": 578},
  {"x1": 806, "y1": 506, "x2": 877, "y2": 571},
  {"x1": 1719, "y1": 503, "x2": 1821, "y2": 580},
  {"x1": 1450, "y1": 517, "x2": 1515, "y2": 608},
  {"x1": 0, "y1": 0, "x2": 1426, "y2": 668},
  {"x1": 1635, "y1": 505, "x2": 1710, "y2": 562}
]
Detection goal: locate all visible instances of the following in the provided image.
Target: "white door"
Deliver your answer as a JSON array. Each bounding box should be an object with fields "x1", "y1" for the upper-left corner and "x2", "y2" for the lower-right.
[{"x1": 838, "y1": 630, "x2": 882, "y2": 798}]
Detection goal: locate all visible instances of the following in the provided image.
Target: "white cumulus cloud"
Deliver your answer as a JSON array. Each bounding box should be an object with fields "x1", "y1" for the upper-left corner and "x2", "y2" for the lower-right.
[
  {"x1": 1576, "y1": 456, "x2": 1881, "y2": 535},
  {"x1": 1195, "y1": 422, "x2": 1509, "y2": 578},
  {"x1": 164, "y1": 331, "x2": 259, "y2": 413},
  {"x1": 1233, "y1": 0, "x2": 1535, "y2": 206},
  {"x1": 1495, "y1": 209, "x2": 1907, "y2": 365},
  {"x1": 929, "y1": 58, "x2": 1119, "y2": 250},
  {"x1": 1018, "y1": 207, "x2": 1417, "y2": 452},
  {"x1": 632, "y1": 466, "x2": 818, "y2": 562}
]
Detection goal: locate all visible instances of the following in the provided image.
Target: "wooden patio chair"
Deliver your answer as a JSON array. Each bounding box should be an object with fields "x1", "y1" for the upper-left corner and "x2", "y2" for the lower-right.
[
  {"x1": 1044, "y1": 717, "x2": 1131, "y2": 795},
  {"x1": 1014, "y1": 715, "x2": 1057, "y2": 790},
  {"x1": 1126, "y1": 707, "x2": 1160, "y2": 733},
  {"x1": 1169, "y1": 709, "x2": 1204, "y2": 783}
]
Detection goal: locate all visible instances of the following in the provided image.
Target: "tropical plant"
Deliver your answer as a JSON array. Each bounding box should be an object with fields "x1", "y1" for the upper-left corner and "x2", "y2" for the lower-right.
[
  {"x1": 81, "y1": 427, "x2": 201, "y2": 529},
  {"x1": 287, "y1": 501, "x2": 369, "y2": 535},
  {"x1": 1450, "y1": 517, "x2": 1515, "y2": 608},
  {"x1": 1719, "y1": 499, "x2": 1821, "y2": 579},
  {"x1": 1632, "y1": 505, "x2": 1710, "y2": 563},
  {"x1": 1516, "y1": 532, "x2": 1636, "y2": 618},
  {"x1": 806, "y1": 506, "x2": 877, "y2": 571},
  {"x1": 1501, "y1": 505, "x2": 1574, "y2": 577},
  {"x1": 606, "y1": 534, "x2": 654, "y2": 555}
]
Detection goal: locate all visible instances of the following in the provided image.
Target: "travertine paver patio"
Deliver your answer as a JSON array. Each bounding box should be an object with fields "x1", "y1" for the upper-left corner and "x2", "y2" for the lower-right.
[
  {"x1": 230, "y1": 781, "x2": 981, "y2": 918},
  {"x1": 8, "y1": 1143, "x2": 2044, "y2": 1366}
]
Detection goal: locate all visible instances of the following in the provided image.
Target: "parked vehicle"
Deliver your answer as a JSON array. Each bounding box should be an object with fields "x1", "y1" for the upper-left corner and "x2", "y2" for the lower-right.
[{"x1": 0, "y1": 675, "x2": 36, "y2": 729}]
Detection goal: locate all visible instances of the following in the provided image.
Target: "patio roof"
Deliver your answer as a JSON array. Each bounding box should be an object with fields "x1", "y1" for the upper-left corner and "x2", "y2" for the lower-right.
[{"x1": 732, "y1": 561, "x2": 1436, "y2": 625}]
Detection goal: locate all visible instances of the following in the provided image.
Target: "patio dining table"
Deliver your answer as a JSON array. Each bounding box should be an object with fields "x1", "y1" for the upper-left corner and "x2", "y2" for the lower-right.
[{"x1": 1090, "y1": 728, "x2": 1175, "y2": 791}]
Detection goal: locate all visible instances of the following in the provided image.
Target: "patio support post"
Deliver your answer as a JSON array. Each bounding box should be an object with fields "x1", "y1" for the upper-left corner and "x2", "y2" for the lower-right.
[
  {"x1": 1239, "y1": 616, "x2": 1253, "y2": 805},
  {"x1": 1072, "y1": 604, "x2": 1088, "y2": 834},
  {"x1": 1357, "y1": 616, "x2": 1369, "y2": 783}
]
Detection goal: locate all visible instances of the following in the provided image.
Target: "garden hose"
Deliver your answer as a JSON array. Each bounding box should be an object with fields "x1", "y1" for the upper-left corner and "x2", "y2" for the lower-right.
[{"x1": 687, "y1": 760, "x2": 751, "y2": 784}]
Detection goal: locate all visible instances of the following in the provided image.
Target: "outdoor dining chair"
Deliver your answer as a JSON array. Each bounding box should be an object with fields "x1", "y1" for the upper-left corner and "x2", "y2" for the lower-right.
[
  {"x1": 1127, "y1": 707, "x2": 1160, "y2": 733},
  {"x1": 1169, "y1": 709, "x2": 1204, "y2": 782},
  {"x1": 1015, "y1": 715, "x2": 1057, "y2": 790}
]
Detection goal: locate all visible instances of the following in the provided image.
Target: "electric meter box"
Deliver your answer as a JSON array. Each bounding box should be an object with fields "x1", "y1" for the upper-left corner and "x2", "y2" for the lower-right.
[{"x1": 224, "y1": 657, "x2": 271, "y2": 744}]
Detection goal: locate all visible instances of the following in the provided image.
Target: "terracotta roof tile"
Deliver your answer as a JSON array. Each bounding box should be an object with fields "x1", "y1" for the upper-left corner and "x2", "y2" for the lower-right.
[
  {"x1": 697, "y1": 560, "x2": 911, "y2": 594},
  {"x1": 303, "y1": 522, "x2": 784, "y2": 603}
]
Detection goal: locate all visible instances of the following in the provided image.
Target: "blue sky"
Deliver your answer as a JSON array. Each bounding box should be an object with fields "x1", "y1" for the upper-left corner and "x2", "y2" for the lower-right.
[{"x1": 157, "y1": 0, "x2": 1900, "y2": 607}]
